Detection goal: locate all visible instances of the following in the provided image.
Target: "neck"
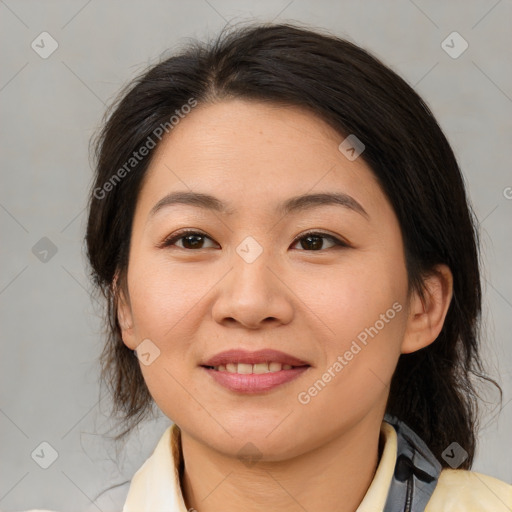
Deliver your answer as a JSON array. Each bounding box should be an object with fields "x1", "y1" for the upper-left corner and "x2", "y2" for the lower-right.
[{"x1": 180, "y1": 417, "x2": 383, "y2": 512}]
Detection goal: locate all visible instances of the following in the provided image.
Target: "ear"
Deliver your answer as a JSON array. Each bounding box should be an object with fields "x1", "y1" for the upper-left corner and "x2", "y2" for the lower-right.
[
  {"x1": 113, "y1": 271, "x2": 137, "y2": 350},
  {"x1": 401, "y1": 264, "x2": 453, "y2": 354}
]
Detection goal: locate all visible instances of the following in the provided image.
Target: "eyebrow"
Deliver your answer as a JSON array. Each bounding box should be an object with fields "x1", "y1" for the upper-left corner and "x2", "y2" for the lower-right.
[{"x1": 148, "y1": 190, "x2": 369, "y2": 221}]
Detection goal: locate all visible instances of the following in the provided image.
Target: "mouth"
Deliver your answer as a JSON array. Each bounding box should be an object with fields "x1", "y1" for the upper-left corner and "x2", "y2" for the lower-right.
[
  {"x1": 200, "y1": 349, "x2": 311, "y2": 393},
  {"x1": 202, "y1": 362, "x2": 306, "y2": 373}
]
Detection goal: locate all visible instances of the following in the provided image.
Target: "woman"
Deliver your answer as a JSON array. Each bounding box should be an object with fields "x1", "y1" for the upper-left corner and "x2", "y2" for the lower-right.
[{"x1": 81, "y1": 22, "x2": 510, "y2": 511}]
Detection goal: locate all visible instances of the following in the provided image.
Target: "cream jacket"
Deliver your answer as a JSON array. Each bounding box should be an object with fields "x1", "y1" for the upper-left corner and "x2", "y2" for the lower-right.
[{"x1": 23, "y1": 420, "x2": 512, "y2": 511}]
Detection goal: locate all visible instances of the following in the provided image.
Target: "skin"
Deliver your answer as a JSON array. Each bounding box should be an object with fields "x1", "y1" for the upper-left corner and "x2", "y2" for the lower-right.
[{"x1": 117, "y1": 99, "x2": 453, "y2": 511}]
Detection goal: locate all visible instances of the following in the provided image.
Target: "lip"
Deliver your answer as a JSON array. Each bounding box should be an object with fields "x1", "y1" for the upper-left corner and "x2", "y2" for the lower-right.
[
  {"x1": 200, "y1": 349, "x2": 311, "y2": 394},
  {"x1": 201, "y1": 348, "x2": 309, "y2": 367},
  {"x1": 202, "y1": 366, "x2": 310, "y2": 393}
]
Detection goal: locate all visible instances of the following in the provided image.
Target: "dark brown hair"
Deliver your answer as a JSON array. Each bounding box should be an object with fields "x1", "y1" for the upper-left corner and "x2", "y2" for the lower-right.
[{"x1": 85, "y1": 21, "x2": 501, "y2": 469}]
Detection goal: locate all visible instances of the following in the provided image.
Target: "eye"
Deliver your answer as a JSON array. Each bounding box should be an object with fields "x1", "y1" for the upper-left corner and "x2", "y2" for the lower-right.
[
  {"x1": 291, "y1": 231, "x2": 349, "y2": 251},
  {"x1": 158, "y1": 229, "x2": 218, "y2": 250},
  {"x1": 159, "y1": 229, "x2": 349, "y2": 251}
]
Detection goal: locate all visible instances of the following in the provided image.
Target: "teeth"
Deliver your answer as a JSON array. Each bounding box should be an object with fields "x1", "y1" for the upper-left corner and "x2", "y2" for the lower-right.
[
  {"x1": 237, "y1": 363, "x2": 253, "y2": 374},
  {"x1": 253, "y1": 363, "x2": 269, "y2": 374},
  {"x1": 212, "y1": 362, "x2": 296, "y2": 373},
  {"x1": 269, "y1": 362, "x2": 282, "y2": 372}
]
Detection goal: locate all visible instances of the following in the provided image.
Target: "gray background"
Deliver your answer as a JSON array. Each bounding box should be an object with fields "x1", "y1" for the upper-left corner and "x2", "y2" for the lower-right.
[{"x1": 1, "y1": 0, "x2": 511, "y2": 510}]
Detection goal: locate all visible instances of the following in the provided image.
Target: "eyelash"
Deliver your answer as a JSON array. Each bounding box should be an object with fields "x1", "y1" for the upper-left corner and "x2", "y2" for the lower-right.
[{"x1": 158, "y1": 228, "x2": 350, "y2": 251}]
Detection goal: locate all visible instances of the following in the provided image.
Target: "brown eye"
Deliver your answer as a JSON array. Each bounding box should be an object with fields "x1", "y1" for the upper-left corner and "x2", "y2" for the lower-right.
[
  {"x1": 160, "y1": 230, "x2": 218, "y2": 250},
  {"x1": 291, "y1": 232, "x2": 348, "y2": 251},
  {"x1": 159, "y1": 229, "x2": 348, "y2": 251}
]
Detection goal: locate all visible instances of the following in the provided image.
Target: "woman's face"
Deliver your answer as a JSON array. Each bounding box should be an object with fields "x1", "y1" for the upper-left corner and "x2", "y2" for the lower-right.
[{"x1": 118, "y1": 98, "x2": 413, "y2": 459}]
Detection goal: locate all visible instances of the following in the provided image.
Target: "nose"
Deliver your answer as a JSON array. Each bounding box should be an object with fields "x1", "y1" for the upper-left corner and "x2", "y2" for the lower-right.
[{"x1": 211, "y1": 252, "x2": 294, "y2": 330}]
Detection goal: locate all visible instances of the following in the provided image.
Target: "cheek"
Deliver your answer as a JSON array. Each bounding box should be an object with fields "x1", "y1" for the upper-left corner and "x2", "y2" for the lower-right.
[
  {"x1": 126, "y1": 256, "x2": 204, "y2": 416},
  {"x1": 308, "y1": 252, "x2": 407, "y2": 387},
  {"x1": 315, "y1": 256, "x2": 406, "y2": 337},
  {"x1": 127, "y1": 255, "x2": 206, "y2": 340},
  {"x1": 297, "y1": 289, "x2": 405, "y2": 422}
]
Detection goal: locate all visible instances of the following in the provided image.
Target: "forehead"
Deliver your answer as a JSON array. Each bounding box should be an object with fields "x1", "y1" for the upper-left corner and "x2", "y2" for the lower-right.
[{"x1": 135, "y1": 99, "x2": 389, "y2": 223}]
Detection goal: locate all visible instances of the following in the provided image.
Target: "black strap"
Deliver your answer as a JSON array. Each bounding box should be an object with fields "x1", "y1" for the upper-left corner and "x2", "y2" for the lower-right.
[{"x1": 383, "y1": 414, "x2": 442, "y2": 512}]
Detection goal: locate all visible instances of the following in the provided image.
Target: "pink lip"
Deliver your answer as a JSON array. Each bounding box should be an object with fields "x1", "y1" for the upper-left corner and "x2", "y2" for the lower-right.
[
  {"x1": 202, "y1": 366, "x2": 310, "y2": 393},
  {"x1": 200, "y1": 349, "x2": 311, "y2": 394},
  {"x1": 202, "y1": 348, "x2": 309, "y2": 367}
]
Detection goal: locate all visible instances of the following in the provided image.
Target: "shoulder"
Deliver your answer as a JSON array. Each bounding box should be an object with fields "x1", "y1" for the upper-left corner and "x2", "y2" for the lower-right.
[
  {"x1": 426, "y1": 468, "x2": 512, "y2": 511},
  {"x1": 84, "y1": 480, "x2": 131, "y2": 512}
]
